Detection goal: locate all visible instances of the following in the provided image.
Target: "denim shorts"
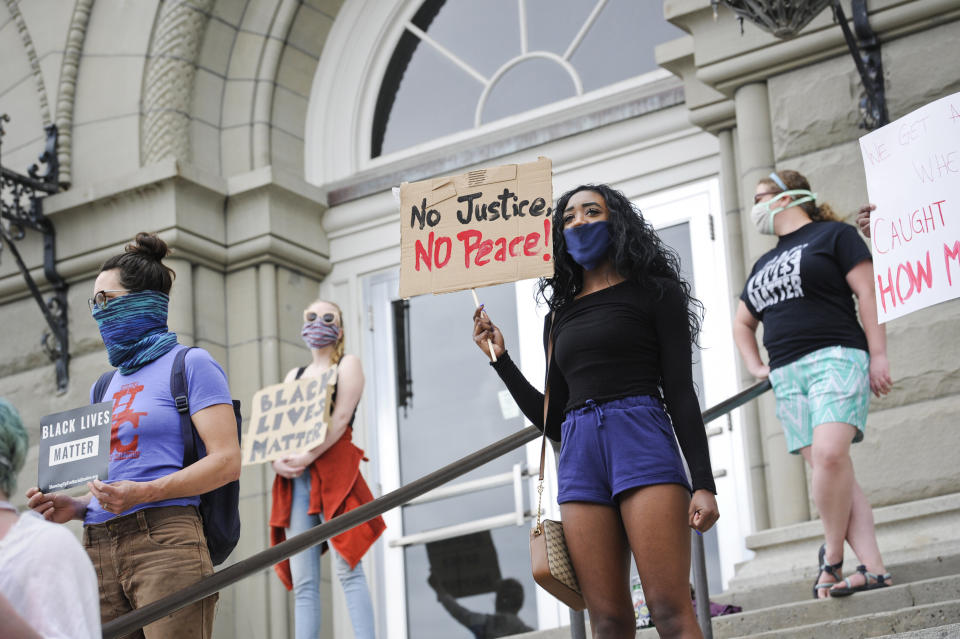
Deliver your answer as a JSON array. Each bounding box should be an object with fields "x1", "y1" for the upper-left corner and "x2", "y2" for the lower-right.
[
  {"x1": 557, "y1": 395, "x2": 691, "y2": 506},
  {"x1": 769, "y1": 345, "x2": 871, "y2": 454}
]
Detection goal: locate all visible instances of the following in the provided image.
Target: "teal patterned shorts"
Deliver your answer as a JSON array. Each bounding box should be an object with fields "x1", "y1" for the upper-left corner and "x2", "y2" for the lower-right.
[{"x1": 769, "y1": 345, "x2": 870, "y2": 454}]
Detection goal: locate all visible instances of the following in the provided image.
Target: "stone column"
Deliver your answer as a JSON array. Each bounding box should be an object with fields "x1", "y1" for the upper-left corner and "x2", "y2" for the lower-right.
[
  {"x1": 718, "y1": 127, "x2": 771, "y2": 533},
  {"x1": 165, "y1": 257, "x2": 194, "y2": 346},
  {"x1": 733, "y1": 82, "x2": 810, "y2": 527}
]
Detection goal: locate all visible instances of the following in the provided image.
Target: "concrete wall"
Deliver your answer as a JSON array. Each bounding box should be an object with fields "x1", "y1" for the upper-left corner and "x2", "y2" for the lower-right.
[{"x1": 0, "y1": 1, "x2": 341, "y2": 637}]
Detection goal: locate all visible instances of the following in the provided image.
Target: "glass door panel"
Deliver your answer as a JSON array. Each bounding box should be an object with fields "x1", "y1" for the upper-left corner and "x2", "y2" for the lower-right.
[{"x1": 388, "y1": 281, "x2": 539, "y2": 638}]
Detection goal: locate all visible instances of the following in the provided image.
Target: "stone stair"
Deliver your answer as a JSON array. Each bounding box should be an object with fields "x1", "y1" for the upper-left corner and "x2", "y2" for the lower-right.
[
  {"x1": 517, "y1": 493, "x2": 960, "y2": 638},
  {"x1": 653, "y1": 574, "x2": 960, "y2": 638}
]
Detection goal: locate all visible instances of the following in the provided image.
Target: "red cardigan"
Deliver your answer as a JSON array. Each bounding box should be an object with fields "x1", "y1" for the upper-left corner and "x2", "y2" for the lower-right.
[{"x1": 269, "y1": 428, "x2": 386, "y2": 590}]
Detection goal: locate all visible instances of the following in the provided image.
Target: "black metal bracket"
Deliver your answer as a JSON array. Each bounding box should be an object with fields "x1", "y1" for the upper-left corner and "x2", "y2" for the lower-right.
[
  {"x1": 0, "y1": 116, "x2": 69, "y2": 393},
  {"x1": 391, "y1": 298, "x2": 413, "y2": 416},
  {"x1": 832, "y1": 0, "x2": 889, "y2": 129}
]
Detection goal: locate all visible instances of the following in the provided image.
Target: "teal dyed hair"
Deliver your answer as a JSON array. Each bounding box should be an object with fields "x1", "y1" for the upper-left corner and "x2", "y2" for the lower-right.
[{"x1": 0, "y1": 398, "x2": 28, "y2": 498}]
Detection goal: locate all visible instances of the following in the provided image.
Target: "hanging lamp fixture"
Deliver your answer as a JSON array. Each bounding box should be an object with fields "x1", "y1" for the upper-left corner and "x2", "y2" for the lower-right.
[{"x1": 710, "y1": 0, "x2": 888, "y2": 129}]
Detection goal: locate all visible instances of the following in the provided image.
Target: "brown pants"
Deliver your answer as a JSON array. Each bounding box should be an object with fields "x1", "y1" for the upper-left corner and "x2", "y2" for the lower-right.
[{"x1": 83, "y1": 505, "x2": 218, "y2": 639}]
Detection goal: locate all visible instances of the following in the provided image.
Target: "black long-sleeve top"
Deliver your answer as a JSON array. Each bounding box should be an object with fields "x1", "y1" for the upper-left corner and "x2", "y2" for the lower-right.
[{"x1": 491, "y1": 278, "x2": 716, "y2": 494}]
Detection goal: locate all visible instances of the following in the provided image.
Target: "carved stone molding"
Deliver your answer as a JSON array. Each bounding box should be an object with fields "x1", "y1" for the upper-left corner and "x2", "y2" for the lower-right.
[
  {"x1": 54, "y1": 0, "x2": 94, "y2": 188},
  {"x1": 3, "y1": 0, "x2": 52, "y2": 128},
  {"x1": 253, "y1": 0, "x2": 299, "y2": 169},
  {"x1": 141, "y1": 0, "x2": 215, "y2": 164}
]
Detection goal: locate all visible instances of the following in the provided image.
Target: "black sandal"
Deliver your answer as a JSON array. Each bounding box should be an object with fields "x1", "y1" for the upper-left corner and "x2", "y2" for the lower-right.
[
  {"x1": 830, "y1": 565, "x2": 893, "y2": 596},
  {"x1": 829, "y1": 565, "x2": 869, "y2": 597},
  {"x1": 813, "y1": 544, "x2": 843, "y2": 600},
  {"x1": 867, "y1": 570, "x2": 892, "y2": 590}
]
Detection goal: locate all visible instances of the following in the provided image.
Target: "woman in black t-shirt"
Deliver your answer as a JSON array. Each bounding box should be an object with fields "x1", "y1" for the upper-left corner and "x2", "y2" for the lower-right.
[
  {"x1": 733, "y1": 169, "x2": 893, "y2": 600},
  {"x1": 473, "y1": 184, "x2": 718, "y2": 638}
]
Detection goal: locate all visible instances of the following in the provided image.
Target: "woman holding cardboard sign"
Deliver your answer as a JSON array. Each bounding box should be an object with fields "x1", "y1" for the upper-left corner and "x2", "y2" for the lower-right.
[
  {"x1": 733, "y1": 170, "x2": 892, "y2": 599},
  {"x1": 473, "y1": 184, "x2": 718, "y2": 638},
  {"x1": 269, "y1": 299, "x2": 385, "y2": 639}
]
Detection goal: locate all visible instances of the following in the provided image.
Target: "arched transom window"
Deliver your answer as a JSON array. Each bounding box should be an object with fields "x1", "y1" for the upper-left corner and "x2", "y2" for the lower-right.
[{"x1": 372, "y1": 0, "x2": 685, "y2": 157}]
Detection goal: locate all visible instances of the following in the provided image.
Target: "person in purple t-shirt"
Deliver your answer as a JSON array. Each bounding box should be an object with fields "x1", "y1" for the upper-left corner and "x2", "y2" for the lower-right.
[{"x1": 26, "y1": 233, "x2": 241, "y2": 639}]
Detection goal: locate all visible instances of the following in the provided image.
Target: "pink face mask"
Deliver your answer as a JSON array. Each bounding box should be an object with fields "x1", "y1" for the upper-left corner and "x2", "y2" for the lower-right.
[{"x1": 301, "y1": 320, "x2": 340, "y2": 349}]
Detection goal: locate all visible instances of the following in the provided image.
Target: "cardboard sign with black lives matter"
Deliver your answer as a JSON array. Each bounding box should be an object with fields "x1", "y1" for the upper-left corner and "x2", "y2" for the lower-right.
[
  {"x1": 38, "y1": 402, "x2": 112, "y2": 493},
  {"x1": 242, "y1": 365, "x2": 337, "y2": 466},
  {"x1": 399, "y1": 157, "x2": 554, "y2": 298}
]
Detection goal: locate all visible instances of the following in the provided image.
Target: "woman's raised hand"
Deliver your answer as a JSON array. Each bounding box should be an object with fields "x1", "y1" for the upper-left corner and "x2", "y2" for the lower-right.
[
  {"x1": 472, "y1": 307, "x2": 505, "y2": 361},
  {"x1": 857, "y1": 203, "x2": 875, "y2": 238}
]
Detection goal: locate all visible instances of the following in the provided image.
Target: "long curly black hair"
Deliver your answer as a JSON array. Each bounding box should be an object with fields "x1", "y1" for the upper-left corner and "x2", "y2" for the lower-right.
[{"x1": 536, "y1": 184, "x2": 703, "y2": 343}]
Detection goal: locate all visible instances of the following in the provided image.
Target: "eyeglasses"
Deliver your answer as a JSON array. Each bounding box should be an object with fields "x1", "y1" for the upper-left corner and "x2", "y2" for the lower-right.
[
  {"x1": 305, "y1": 312, "x2": 337, "y2": 324},
  {"x1": 754, "y1": 191, "x2": 782, "y2": 204},
  {"x1": 87, "y1": 289, "x2": 129, "y2": 312}
]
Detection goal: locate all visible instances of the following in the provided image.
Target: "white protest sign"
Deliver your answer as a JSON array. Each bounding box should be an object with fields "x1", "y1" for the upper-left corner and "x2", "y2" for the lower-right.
[
  {"x1": 241, "y1": 366, "x2": 337, "y2": 465},
  {"x1": 399, "y1": 157, "x2": 554, "y2": 298},
  {"x1": 859, "y1": 91, "x2": 960, "y2": 322}
]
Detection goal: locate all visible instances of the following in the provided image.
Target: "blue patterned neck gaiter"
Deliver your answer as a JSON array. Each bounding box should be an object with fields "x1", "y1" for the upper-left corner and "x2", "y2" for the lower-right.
[{"x1": 92, "y1": 290, "x2": 179, "y2": 375}]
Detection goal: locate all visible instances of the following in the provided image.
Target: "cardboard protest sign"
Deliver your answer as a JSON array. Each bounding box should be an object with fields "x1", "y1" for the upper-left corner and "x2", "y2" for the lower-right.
[
  {"x1": 859, "y1": 91, "x2": 960, "y2": 322},
  {"x1": 38, "y1": 402, "x2": 112, "y2": 492},
  {"x1": 242, "y1": 366, "x2": 336, "y2": 465},
  {"x1": 399, "y1": 156, "x2": 554, "y2": 298},
  {"x1": 426, "y1": 530, "x2": 502, "y2": 597}
]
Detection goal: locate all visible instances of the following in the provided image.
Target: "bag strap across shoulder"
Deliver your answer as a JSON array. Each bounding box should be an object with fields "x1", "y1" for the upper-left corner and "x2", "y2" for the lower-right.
[
  {"x1": 170, "y1": 346, "x2": 197, "y2": 466},
  {"x1": 535, "y1": 312, "x2": 556, "y2": 532},
  {"x1": 539, "y1": 312, "x2": 556, "y2": 482},
  {"x1": 93, "y1": 370, "x2": 116, "y2": 404}
]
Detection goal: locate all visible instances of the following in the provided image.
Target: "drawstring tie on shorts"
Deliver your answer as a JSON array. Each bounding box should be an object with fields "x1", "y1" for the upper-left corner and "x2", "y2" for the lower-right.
[{"x1": 585, "y1": 399, "x2": 604, "y2": 427}]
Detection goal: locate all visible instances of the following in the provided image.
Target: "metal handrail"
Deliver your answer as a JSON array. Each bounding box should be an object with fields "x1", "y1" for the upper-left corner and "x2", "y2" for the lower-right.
[
  {"x1": 102, "y1": 379, "x2": 773, "y2": 639},
  {"x1": 694, "y1": 378, "x2": 770, "y2": 639}
]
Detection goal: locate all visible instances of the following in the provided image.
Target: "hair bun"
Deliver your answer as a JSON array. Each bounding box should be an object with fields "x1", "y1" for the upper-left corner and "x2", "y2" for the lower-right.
[{"x1": 127, "y1": 232, "x2": 170, "y2": 262}]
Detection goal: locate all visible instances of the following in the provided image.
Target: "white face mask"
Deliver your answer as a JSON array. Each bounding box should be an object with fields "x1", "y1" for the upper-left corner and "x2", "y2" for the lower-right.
[{"x1": 750, "y1": 189, "x2": 817, "y2": 235}]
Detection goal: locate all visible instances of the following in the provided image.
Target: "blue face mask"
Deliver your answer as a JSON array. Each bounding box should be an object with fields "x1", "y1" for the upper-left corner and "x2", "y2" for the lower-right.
[
  {"x1": 563, "y1": 220, "x2": 612, "y2": 270},
  {"x1": 92, "y1": 290, "x2": 179, "y2": 374}
]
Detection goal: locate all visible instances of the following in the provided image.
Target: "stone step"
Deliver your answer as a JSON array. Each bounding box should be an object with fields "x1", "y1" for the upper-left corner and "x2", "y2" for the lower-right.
[
  {"x1": 516, "y1": 574, "x2": 960, "y2": 639},
  {"x1": 518, "y1": 606, "x2": 960, "y2": 639},
  {"x1": 876, "y1": 622, "x2": 960, "y2": 638},
  {"x1": 700, "y1": 574, "x2": 960, "y2": 638},
  {"x1": 721, "y1": 493, "x2": 960, "y2": 611},
  {"x1": 713, "y1": 542, "x2": 960, "y2": 611},
  {"x1": 736, "y1": 599, "x2": 960, "y2": 639}
]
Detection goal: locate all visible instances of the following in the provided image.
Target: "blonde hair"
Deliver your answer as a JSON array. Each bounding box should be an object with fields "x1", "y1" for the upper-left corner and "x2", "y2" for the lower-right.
[
  {"x1": 309, "y1": 299, "x2": 346, "y2": 365},
  {"x1": 759, "y1": 169, "x2": 841, "y2": 223}
]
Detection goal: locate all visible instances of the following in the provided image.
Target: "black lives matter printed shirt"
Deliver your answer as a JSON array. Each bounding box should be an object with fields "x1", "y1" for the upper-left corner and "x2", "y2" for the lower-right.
[{"x1": 741, "y1": 221, "x2": 872, "y2": 370}]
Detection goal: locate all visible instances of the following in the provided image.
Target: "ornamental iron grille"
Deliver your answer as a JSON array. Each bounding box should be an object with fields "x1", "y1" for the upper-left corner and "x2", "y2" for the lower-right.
[
  {"x1": 712, "y1": 0, "x2": 889, "y2": 129},
  {"x1": 0, "y1": 115, "x2": 70, "y2": 393}
]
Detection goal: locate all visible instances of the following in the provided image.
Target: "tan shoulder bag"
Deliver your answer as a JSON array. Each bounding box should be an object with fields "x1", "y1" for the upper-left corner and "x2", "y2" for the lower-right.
[{"x1": 529, "y1": 314, "x2": 586, "y2": 611}]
